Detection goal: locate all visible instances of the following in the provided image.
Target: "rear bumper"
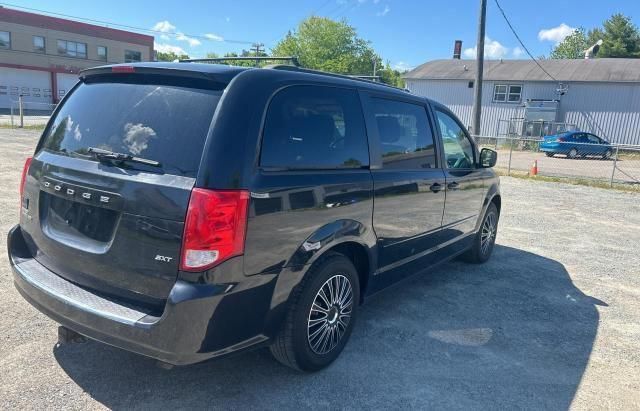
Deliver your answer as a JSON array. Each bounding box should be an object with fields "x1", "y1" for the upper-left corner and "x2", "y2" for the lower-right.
[
  {"x1": 539, "y1": 144, "x2": 563, "y2": 153},
  {"x1": 8, "y1": 225, "x2": 274, "y2": 365}
]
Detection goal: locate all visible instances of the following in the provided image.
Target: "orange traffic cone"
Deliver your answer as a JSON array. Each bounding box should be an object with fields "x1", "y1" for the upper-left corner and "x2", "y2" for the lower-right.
[{"x1": 530, "y1": 160, "x2": 538, "y2": 176}]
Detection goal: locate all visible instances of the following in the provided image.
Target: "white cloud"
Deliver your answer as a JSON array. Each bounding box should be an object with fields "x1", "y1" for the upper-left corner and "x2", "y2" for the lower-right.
[
  {"x1": 154, "y1": 42, "x2": 187, "y2": 55},
  {"x1": 176, "y1": 32, "x2": 201, "y2": 47},
  {"x1": 463, "y1": 37, "x2": 509, "y2": 59},
  {"x1": 376, "y1": 4, "x2": 390, "y2": 16},
  {"x1": 393, "y1": 61, "x2": 415, "y2": 71},
  {"x1": 225, "y1": 16, "x2": 231, "y2": 22},
  {"x1": 538, "y1": 23, "x2": 575, "y2": 44},
  {"x1": 152, "y1": 20, "x2": 176, "y2": 33},
  {"x1": 512, "y1": 46, "x2": 524, "y2": 58},
  {"x1": 204, "y1": 33, "x2": 224, "y2": 42}
]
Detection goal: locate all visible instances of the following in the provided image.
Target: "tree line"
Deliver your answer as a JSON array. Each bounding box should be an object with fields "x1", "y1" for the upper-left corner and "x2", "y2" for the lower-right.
[
  {"x1": 550, "y1": 14, "x2": 640, "y2": 59},
  {"x1": 156, "y1": 16, "x2": 405, "y2": 87}
]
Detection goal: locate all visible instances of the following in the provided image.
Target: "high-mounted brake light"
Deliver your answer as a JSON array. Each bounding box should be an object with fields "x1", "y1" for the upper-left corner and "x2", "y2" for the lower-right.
[
  {"x1": 180, "y1": 188, "x2": 250, "y2": 272},
  {"x1": 111, "y1": 66, "x2": 136, "y2": 73},
  {"x1": 19, "y1": 157, "x2": 32, "y2": 208}
]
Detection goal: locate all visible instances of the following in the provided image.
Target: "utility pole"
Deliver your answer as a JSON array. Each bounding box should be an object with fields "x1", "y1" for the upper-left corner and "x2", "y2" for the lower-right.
[
  {"x1": 373, "y1": 59, "x2": 377, "y2": 81},
  {"x1": 251, "y1": 43, "x2": 264, "y2": 67},
  {"x1": 471, "y1": 0, "x2": 487, "y2": 137}
]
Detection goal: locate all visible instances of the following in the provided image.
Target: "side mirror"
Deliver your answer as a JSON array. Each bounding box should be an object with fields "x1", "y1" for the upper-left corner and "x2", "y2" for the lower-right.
[{"x1": 480, "y1": 148, "x2": 497, "y2": 168}]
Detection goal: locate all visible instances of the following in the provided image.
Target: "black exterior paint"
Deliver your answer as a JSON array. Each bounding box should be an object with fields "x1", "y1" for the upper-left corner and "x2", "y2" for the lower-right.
[{"x1": 9, "y1": 62, "x2": 501, "y2": 365}]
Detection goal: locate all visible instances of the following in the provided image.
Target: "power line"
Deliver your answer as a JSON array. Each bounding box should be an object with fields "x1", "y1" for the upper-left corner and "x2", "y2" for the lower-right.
[
  {"x1": 312, "y1": 0, "x2": 334, "y2": 16},
  {"x1": 492, "y1": 0, "x2": 558, "y2": 82},
  {"x1": 0, "y1": 2, "x2": 256, "y2": 45}
]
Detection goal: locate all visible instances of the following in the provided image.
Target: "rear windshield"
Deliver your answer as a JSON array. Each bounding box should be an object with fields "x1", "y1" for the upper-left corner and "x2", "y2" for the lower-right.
[{"x1": 41, "y1": 80, "x2": 222, "y2": 177}]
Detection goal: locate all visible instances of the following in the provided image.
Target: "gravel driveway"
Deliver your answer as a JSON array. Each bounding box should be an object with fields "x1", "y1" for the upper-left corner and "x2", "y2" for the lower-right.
[{"x1": 1, "y1": 128, "x2": 639, "y2": 409}]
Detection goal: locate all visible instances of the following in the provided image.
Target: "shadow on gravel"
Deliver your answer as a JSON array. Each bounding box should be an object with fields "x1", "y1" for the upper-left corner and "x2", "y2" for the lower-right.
[{"x1": 53, "y1": 245, "x2": 603, "y2": 409}]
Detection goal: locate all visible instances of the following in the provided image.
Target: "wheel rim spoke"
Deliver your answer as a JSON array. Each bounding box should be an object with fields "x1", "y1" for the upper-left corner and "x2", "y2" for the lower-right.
[
  {"x1": 307, "y1": 274, "x2": 354, "y2": 355},
  {"x1": 481, "y1": 213, "x2": 496, "y2": 254}
]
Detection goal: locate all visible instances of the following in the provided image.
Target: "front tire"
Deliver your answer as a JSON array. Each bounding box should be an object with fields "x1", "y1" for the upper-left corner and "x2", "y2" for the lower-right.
[
  {"x1": 270, "y1": 252, "x2": 359, "y2": 371},
  {"x1": 545, "y1": 152, "x2": 554, "y2": 157},
  {"x1": 603, "y1": 149, "x2": 612, "y2": 160},
  {"x1": 462, "y1": 203, "x2": 499, "y2": 264}
]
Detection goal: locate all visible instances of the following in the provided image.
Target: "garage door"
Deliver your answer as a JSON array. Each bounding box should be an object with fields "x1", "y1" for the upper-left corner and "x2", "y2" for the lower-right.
[
  {"x1": 56, "y1": 73, "x2": 79, "y2": 101},
  {"x1": 0, "y1": 67, "x2": 51, "y2": 110}
]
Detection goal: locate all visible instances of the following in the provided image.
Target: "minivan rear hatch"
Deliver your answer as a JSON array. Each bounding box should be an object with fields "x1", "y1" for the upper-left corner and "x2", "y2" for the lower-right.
[{"x1": 21, "y1": 68, "x2": 225, "y2": 309}]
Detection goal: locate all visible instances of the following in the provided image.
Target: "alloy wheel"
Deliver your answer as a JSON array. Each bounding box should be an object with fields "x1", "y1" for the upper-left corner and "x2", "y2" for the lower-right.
[
  {"x1": 307, "y1": 274, "x2": 354, "y2": 355},
  {"x1": 481, "y1": 212, "x2": 496, "y2": 255}
]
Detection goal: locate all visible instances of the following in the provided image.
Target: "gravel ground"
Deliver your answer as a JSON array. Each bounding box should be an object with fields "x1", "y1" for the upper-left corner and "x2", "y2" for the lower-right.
[{"x1": 0, "y1": 129, "x2": 639, "y2": 410}]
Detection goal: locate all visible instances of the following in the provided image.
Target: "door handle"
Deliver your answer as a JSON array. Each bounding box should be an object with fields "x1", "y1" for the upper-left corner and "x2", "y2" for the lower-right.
[
  {"x1": 429, "y1": 183, "x2": 443, "y2": 193},
  {"x1": 447, "y1": 182, "x2": 460, "y2": 190}
]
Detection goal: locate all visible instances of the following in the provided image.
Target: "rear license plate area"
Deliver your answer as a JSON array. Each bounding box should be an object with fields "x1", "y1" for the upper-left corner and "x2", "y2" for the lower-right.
[{"x1": 40, "y1": 191, "x2": 119, "y2": 244}]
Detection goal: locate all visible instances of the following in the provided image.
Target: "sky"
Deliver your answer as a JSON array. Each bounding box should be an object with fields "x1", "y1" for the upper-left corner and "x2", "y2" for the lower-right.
[{"x1": 5, "y1": 0, "x2": 640, "y2": 71}]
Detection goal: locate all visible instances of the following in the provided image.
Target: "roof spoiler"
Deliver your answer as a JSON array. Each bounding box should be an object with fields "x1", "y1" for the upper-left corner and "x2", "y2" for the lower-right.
[{"x1": 78, "y1": 64, "x2": 232, "y2": 85}]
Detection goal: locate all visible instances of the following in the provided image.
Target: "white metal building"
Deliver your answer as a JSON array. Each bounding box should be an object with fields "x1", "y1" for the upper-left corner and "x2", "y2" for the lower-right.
[{"x1": 404, "y1": 59, "x2": 640, "y2": 145}]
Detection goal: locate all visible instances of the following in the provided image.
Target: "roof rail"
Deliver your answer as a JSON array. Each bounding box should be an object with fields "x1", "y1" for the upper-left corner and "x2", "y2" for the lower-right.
[
  {"x1": 179, "y1": 56, "x2": 300, "y2": 67},
  {"x1": 267, "y1": 65, "x2": 410, "y2": 92}
]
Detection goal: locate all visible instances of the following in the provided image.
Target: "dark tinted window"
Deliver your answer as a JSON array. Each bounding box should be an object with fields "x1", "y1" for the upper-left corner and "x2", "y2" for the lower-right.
[
  {"x1": 436, "y1": 109, "x2": 475, "y2": 169},
  {"x1": 125, "y1": 50, "x2": 142, "y2": 62},
  {"x1": 371, "y1": 98, "x2": 436, "y2": 169},
  {"x1": 261, "y1": 86, "x2": 369, "y2": 169},
  {"x1": 41, "y1": 81, "x2": 222, "y2": 177}
]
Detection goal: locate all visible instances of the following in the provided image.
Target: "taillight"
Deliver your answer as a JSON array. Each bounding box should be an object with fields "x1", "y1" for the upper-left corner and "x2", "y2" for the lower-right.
[
  {"x1": 180, "y1": 188, "x2": 250, "y2": 272},
  {"x1": 19, "y1": 157, "x2": 32, "y2": 208},
  {"x1": 111, "y1": 66, "x2": 135, "y2": 73},
  {"x1": 557, "y1": 137, "x2": 566, "y2": 142}
]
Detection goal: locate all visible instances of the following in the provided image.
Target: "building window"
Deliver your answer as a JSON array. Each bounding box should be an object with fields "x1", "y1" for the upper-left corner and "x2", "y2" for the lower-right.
[
  {"x1": 507, "y1": 85, "x2": 522, "y2": 102},
  {"x1": 33, "y1": 36, "x2": 45, "y2": 53},
  {"x1": 125, "y1": 50, "x2": 142, "y2": 63},
  {"x1": 97, "y1": 46, "x2": 107, "y2": 61},
  {"x1": 57, "y1": 40, "x2": 87, "y2": 58},
  {"x1": 493, "y1": 84, "x2": 522, "y2": 103},
  {"x1": 0, "y1": 31, "x2": 10, "y2": 49}
]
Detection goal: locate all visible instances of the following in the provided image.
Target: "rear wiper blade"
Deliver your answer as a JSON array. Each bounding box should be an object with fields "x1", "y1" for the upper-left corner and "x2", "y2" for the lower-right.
[{"x1": 87, "y1": 147, "x2": 161, "y2": 167}]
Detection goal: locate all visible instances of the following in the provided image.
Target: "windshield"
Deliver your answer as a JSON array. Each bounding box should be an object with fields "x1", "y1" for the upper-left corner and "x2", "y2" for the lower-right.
[{"x1": 41, "y1": 80, "x2": 222, "y2": 177}]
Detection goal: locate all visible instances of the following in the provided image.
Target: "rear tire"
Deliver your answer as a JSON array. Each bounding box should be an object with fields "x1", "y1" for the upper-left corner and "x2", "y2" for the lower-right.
[
  {"x1": 567, "y1": 148, "x2": 578, "y2": 159},
  {"x1": 603, "y1": 149, "x2": 612, "y2": 160},
  {"x1": 270, "y1": 252, "x2": 359, "y2": 371},
  {"x1": 545, "y1": 152, "x2": 554, "y2": 157},
  {"x1": 462, "y1": 203, "x2": 499, "y2": 264}
]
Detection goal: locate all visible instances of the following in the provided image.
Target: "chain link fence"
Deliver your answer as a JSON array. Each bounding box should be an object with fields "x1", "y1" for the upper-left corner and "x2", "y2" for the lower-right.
[
  {"x1": 0, "y1": 100, "x2": 56, "y2": 128},
  {"x1": 476, "y1": 136, "x2": 640, "y2": 189}
]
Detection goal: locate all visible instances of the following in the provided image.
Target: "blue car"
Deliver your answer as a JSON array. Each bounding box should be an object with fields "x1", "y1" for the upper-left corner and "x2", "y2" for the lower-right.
[{"x1": 540, "y1": 131, "x2": 613, "y2": 159}]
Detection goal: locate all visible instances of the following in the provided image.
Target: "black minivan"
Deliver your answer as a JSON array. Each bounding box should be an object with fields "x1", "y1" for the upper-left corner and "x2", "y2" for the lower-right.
[{"x1": 9, "y1": 62, "x2": 500, "y2": 371}]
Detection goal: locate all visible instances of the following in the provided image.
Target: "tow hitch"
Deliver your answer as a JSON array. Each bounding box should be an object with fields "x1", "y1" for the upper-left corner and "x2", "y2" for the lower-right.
[{"x1": 57, "y1": 326, "x2": 87, "y2": 344}]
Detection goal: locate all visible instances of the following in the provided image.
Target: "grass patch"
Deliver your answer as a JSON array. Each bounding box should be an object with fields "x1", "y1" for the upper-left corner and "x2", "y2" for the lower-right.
[
  {"x1": 495, "y1": 168, "x2": 640, "y2": 193},
  {"x1": 0, "y1": 124, "x2": 46, "y2": 130}
]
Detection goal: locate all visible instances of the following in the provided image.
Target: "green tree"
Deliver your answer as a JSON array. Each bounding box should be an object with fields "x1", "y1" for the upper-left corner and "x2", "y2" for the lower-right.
[
  {"x1": 595, "y1": 14, "x2": 640, "y2": 57},
  {"x1": 204, "y1": 50, "x2": 271, "y2": 67},
  {"x1": 377, "y1": 62, "x2": 405, "y2": 88},
  {"x1": 550, "y1": 27, "x2": 589, "y2": 59},
  {"x1": 272, "y1": 17, "x2": 379, "y2": 78},
  {"x1": 156, "y1": 50, "x2": 190, "y2": 61}
]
